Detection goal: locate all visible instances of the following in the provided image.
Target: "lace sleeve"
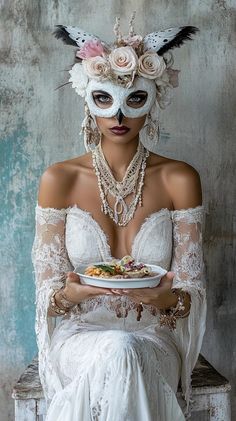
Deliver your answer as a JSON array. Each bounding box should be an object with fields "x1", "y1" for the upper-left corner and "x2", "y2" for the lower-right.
[
  {"x1": 170, "y1": 205, "x2": 207, "y2": 417},
  {"x1": 32, "y1": 205, "x2": 73, "y2": 295},
  {"x1": 31, "y1": 204, "x2": 74, "y2": 402}
]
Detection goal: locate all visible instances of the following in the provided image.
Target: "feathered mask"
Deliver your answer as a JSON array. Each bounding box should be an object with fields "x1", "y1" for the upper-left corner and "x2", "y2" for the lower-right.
[{"x1": 53, "y1": 13, "x2": 199, "y2": 100}]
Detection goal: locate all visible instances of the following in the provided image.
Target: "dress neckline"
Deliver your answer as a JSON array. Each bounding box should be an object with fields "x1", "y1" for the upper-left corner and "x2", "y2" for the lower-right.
[
  {"x1": 35, "y1": 203, "x2": 204, "y2": 260},
  {"x1": 66, "y1": 205, "x2": 171, "y2": 260}
]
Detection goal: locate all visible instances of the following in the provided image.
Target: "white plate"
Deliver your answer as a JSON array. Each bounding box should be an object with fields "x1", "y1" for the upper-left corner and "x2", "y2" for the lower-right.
[{"x1": 74, "y1": 262, "x2": 167, "y2": 289}]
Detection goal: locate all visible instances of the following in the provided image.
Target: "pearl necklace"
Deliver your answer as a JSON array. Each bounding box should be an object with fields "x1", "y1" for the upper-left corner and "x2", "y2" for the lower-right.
[{"x1": 92, "y1": 140, "x2": 149, "y2": 226}]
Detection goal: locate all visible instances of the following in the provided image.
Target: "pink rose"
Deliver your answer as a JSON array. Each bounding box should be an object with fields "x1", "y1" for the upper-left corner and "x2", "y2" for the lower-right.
[
  {"x1": 166, "y1": 68, "x2": 180, "y2": 88},
  {"x1": 109, "y1": 46, "x2": 138, "y2": 76},
  {"x1": 82, "y1": 56, "x2": 110, "y2": 79},
  {"x1": 76, "y1": 40, "x2": 105, "y2": 59},
  {"x1": 138, "y1": 52, "x2": 166, "y2": 79},
  {"x1": 123, "y1": 35, "x2": 143, "y2": 49}
]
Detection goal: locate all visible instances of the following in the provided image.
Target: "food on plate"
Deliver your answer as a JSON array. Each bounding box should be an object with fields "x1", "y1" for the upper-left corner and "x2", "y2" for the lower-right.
[{"x1": 84, "y1": 255, "x2": 157, "y2": 279}]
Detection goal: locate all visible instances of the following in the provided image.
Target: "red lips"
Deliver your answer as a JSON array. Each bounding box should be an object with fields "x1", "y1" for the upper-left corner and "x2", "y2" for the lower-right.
[
  {"x1": 111, "y1": 125, "x2": 129, "y2": 130},
  {"x1": 110, "y1": 126, "x2": 130, "y2": 135}
]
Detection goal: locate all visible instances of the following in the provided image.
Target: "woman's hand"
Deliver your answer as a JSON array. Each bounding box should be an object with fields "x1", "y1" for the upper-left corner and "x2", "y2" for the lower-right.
[
  {"x1": 62, "y1": 272, "x2": 114, "y2": 304},
  {"x1": 111, "y1": 272, "x2": 178, "y2": 310}
]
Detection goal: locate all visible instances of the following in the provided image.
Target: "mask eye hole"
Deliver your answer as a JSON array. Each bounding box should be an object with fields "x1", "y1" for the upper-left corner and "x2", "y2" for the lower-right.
[
  {"x1": 92, "y1": 91, "x2": 113, "y2": 109},
  {"x1": 126, "y1": 91, "x2": 148, "y2": 108}
]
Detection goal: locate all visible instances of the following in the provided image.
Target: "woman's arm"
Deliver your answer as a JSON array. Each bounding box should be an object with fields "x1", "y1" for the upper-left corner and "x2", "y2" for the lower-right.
[
  {"x1": 117, "y1": 162, "x2": 202, "y2": 314},
  {"x1": 163, "y1": 161, "x2": 203, "y2": 315},
  {"x1": 33, "y1": 165, "x2": 115, "y2": 317},
  {"x1": 164, "y1": 160, "x2": 202, "y2": 210},
  {"x1": 32, "y1": 203, "x2": 75, "y2": 316},
  {"x1": 33, "y1": 166, "x2": 75, "y2": 315},
  {"x1": 161, "y1": 162, "x2": 207, "y2": 411}
]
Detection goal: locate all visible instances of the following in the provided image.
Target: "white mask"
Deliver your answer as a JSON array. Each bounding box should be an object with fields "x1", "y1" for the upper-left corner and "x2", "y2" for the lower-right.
[{"x1": 85, "y1": 77, "x2": 156, "y2": 118}]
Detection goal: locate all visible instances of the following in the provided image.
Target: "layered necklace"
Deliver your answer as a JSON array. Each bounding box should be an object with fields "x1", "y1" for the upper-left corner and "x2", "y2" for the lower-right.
[{"x1": 92, "y1": 140, "x2": 149, "y2": 226}]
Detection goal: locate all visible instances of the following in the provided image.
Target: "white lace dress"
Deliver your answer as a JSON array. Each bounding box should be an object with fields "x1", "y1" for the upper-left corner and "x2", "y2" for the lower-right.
[{"x1": 32, "y1": 204, "x2": 207, "y2": 421}]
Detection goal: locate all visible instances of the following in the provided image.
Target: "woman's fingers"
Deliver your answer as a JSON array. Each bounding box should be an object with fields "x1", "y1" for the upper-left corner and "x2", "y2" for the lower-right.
[
  {"x1": 114, "y1": 288, "x2": 148, "y2": 301},
  {"x1": 66, "y1": 270, "x2": 175, "y2": 291},
  {"x1": 115, "y1": 288, "x2": 145, "y2": 295},
  {"x1": 67, "y1": 272, "x2": 114, "y2": 294},
  {"x1": 66, "y1": 272, "x2": 81, "y2": 283},
  {"x1": 65, "y1": 270, "x2": 175, "y2": 303},
  {"x1": 112, "y1": 272, "x2": 176, "y2": 304},
  {"x1": 83, "y1": 285, "x2": 114, "y2": 296},
  {"x1": 158, "y1": 271, "x2": 175, "y2": 289}
]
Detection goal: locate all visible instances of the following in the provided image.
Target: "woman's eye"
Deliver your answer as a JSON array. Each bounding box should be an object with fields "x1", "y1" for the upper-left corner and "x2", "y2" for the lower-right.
[
  {"x1": 128, "y1": 96, "x2": 143, "y2": 103},
  {"x1": 93, "y1": 95, "x2": 112, "y2": 104},
  {"x1": 127, "y1": 94, "x2": 148, "y2": 106}
]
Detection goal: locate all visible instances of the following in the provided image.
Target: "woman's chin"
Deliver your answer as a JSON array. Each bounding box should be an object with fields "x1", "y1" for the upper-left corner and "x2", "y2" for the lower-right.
[{"x1": 102, "y1": 131, "x2": 139, "y2": 144}]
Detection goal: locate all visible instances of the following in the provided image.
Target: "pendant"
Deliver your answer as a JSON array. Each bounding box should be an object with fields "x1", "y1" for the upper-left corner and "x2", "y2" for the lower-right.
[{"x1": 114, "y1": 196, "x2": 128, "y2": 223}]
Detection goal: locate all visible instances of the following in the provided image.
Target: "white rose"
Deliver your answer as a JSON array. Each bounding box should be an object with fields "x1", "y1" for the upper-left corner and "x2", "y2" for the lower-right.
[
  {"x1": 68, "y1": 63, "x2": 88, "y2": 97},
  {"x1": 109, "y1": 46, "x2": 138, "y2": 76},
  {"x1": 82, "y1": 56, "x2": 110, "y2": 80},
  {"x1": 138, "y1": 52, "x2": 166, "y2": 79}
]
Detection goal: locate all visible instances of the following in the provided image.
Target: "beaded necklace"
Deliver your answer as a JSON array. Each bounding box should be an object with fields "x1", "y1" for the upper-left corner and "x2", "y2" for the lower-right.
[{"x1": 92, "y1": 141, "x2": 149, "y2": 226}]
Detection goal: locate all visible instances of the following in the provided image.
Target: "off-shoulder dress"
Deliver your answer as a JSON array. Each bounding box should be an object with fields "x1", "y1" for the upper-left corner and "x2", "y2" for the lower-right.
[{"x1": 32, "y1": 204, "x2": 206, "y2": 421}]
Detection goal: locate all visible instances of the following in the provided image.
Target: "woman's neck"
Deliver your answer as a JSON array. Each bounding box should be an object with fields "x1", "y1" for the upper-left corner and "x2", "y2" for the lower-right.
[{"x1": 100, "y1": 135, "x2": 140, "y2": 181}]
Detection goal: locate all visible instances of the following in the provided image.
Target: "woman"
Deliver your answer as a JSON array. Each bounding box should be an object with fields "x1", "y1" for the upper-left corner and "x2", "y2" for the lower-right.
[{"x1": 32, "y1": 15, "x2": 206, "y2": 421}]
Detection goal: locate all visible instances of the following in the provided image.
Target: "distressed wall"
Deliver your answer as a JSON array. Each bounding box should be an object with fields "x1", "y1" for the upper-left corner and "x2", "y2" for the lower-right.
[{"x1": 0, "y1": 0, "x2": 235, "y2": 419}]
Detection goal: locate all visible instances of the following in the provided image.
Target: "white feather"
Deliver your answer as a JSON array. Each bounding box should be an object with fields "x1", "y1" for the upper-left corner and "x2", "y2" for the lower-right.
[
  {"x1": 143, "y1": 27, "x2": 183, "y2": 53},
  {"x1": 64, "y1": 25, "x2": 101, "y2": 48}
]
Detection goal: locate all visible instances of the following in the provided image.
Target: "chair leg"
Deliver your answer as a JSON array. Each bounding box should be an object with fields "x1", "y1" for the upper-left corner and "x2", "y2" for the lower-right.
[
  {"x1": 15, "y1": 399, "x2": 37, "y2": 421},
  {"x1": 209, "y1": 392, "x2": 231, "y2": 421},
  {"x1": 37, "y1": 398, "x2": 46, "y2": 420}
]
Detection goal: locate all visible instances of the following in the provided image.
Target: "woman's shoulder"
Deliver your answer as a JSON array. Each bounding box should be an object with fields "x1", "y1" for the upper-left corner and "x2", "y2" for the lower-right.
[
  {"x1": 38, "y1": 153, "x2": 91, "y2": 208},
  {"x1": 149, "y1": 152, "x2": 202, "y2": 209}
]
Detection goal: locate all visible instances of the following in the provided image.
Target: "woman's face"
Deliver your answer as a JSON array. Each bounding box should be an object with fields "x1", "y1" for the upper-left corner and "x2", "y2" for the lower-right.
[{"x1": 93, "y1": 90, "x2": 147, "y2": 144}]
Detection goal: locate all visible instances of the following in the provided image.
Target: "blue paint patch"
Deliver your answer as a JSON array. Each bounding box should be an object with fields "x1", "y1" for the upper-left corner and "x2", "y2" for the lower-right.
[{"x1": 0, "y1": 121, "x2": 45, "y2": 366}]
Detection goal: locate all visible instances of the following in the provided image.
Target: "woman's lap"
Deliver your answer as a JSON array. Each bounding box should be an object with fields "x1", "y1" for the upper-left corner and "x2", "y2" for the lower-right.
[{"x1": 50, "y1": 326, "x2": 181, "y2": 392}]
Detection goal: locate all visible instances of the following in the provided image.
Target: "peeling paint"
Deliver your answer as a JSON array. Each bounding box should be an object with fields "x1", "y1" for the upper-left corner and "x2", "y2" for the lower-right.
[{"x1": 0, "y1": 122, "x2": 45, "y2": 419}]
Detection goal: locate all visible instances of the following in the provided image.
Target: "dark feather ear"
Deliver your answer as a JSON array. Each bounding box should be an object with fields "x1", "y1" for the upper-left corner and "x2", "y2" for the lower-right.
[
  {"x1": 53, "y1": 25, "x2": 78, "y2": 46},
  {"x1": 157, "y1": 26, "x2": 199, "y2": 56}
]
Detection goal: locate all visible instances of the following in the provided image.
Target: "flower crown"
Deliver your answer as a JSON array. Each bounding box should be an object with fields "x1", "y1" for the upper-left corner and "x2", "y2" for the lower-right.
[{"x1": 54, "y1": 13, "x2": 198, "y2": 108}]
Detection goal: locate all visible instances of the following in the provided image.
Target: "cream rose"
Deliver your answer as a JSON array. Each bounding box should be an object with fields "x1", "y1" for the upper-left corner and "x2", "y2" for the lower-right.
[
  {"x1": 138, "y1": 52, "x2": 166, "y2": 79},
  {"x1": 109, "y1": 46, "x2": 138, "y2": 76},
  {"x1": 82, "y1": 56, "x2": 110, "y2": 80},
  {"x1": 68, "y1": 63, "x2": 88, "y2": 97},
  {"x1": 123, "y1": 35, "x2": 143, "y2": 48}
]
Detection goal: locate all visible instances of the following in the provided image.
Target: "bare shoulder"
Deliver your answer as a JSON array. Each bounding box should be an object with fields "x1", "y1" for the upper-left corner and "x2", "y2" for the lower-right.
[
  {"x1": 38, "y1": 153, "x2": 91, "y2": 208},
  {"x1": 150, "y1": 153, "x2": 202, "y2": 210}
]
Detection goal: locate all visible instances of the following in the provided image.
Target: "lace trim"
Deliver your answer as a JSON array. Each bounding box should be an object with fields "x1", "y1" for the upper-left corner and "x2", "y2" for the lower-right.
[
  {"x1": 36, "y1": 203, "x2": 204, "y2": 220},
  {"x1": 78, "y1": 295, "x2": 159, "y2": 319},
  {"x1": 35, "y1": 206, "x2": 67, "y2": 225},
  {"x1": 132, "y1": 209, "x2": 171, "y2": 259},
  {"x1": 67, "y1": 206, "x2": 112, "y2": 261},
  {"x1": 171, "y1": 205, "x2": 204, "y2": 223}
]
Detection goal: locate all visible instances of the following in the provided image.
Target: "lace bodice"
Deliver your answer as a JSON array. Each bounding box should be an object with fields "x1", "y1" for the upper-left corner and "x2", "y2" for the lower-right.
[
  {"x1": 65, "y1": 206, "x2": 173, "y2": 268},
  {"x1": 32, "y1": 203, "x2": 204, "y2": 275},
  {"x1": 32, "y1": 203, "x2": 206, "y2": 415}
]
